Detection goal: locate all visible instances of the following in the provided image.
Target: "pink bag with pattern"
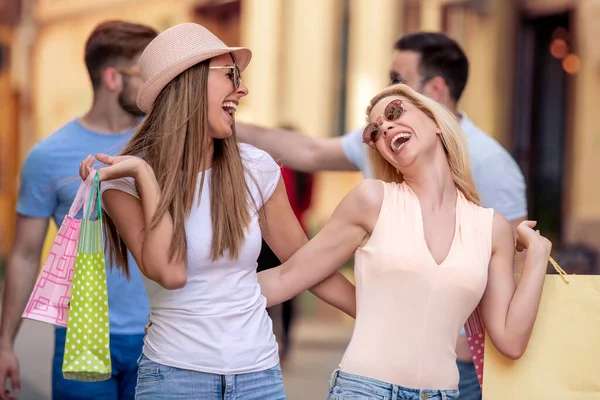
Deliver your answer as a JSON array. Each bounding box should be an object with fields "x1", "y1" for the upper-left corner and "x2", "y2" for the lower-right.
[
  {"x1": 22, "y1": 170, "x2": 97, "y2": 327},
  {"x1": 464, "y1": 307, "x2": 485, "y2": 387}
]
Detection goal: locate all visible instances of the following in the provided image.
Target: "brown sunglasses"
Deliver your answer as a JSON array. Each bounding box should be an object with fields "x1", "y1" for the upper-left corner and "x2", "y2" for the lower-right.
[
  {"x1": 362, "y1": 99, "x2": 405, "y2": 147},
  {"x1": 209, "y1": 64, "x2": 241, "y2": 89}
]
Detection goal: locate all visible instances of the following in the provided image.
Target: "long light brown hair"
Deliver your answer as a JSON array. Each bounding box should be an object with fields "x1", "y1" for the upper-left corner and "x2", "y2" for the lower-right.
[
  {"x1": 366, "y1": 84, "x2": 479, "y2": 204},
  {"x1": 105, "y1": 61, "x2": 256, "y2": 277}
]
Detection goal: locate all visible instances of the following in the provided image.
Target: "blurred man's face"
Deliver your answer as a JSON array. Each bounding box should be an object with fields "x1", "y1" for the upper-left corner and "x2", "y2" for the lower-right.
[
  {"x1": 390, "y1": 50, "x2": 446, "y2": 105},
  {"x1": 116, "y1": 54, "x2": 145, "y2": 117},
  {"x1": 389, "y1": 50, "x2": 423, "y2": 91}
]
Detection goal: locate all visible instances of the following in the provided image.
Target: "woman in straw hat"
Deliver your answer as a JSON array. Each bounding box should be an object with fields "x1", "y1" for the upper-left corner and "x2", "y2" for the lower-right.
[
  {"x1": 256, "y1": 84, "x2": 552, "y2": 399},
  {"x1": 79, "y1": 23, "x2": 355, "y2": 399}
]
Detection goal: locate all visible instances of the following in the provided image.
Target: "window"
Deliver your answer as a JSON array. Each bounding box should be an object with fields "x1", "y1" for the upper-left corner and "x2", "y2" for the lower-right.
[{"x1": 403, "y1": 0, "x2": 421, "y2": 34}]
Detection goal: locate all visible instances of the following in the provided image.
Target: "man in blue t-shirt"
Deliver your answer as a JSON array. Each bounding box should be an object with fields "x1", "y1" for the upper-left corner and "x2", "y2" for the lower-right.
[{"x1": 0, "y1": 21, "x2": 157, "y2": 400}]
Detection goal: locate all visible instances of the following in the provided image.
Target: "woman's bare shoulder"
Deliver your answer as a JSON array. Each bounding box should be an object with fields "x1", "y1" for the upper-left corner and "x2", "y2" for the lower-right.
[
  {"x1": 352, "y1": 179, "x2": 385, "y2": 205},
  {"x1": 337, "y1": 179, "x2": 386, "y2": 229}
]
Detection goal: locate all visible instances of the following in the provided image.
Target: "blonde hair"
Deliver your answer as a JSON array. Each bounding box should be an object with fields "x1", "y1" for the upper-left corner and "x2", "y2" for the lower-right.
[
  {"x1": 105, "y1": 61, "x2": 257, "y2": 277},
  {"x1": 366, "y1": 84, "x2": 479, "y2": 204}
]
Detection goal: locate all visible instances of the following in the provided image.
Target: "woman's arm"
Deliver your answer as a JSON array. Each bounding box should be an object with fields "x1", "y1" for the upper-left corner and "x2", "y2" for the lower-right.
[
  {"x1": 81, "y1": 154, "x2": 186, "y2": 289},
  {"x1": 259, "y1": 178, "x2": 356, "y2": 317},
  {"x1": 258, "y1": 179, "x2": 383, "y2": 313},
  {"x1": 480, "y1": 213, "x2": 552, "y2": 359}
]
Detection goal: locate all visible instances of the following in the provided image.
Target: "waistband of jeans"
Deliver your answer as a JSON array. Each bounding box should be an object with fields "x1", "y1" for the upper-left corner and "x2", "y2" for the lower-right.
[{"x1": 330, "y1": 369, "x2": 459, "y2": 397}]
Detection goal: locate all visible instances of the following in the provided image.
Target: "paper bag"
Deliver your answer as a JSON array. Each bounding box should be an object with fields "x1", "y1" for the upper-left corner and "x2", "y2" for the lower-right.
[
  {"x1": 464, "y1": 307, "x2": 485, "y2": 386},
  {"x1": 22, "y1": 171, "x2": 96, "y2": 326},
  {"x1": 482, "y1": 274, "x2": 600, "y2": 399},
  {"x1": 62, "y1": 172, "x2": 112, "y2": 381}
]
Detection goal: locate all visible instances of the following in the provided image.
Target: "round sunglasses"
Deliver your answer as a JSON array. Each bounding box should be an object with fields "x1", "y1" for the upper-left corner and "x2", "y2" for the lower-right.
[
  {"x1": 362, "y1": 99, "x2": 405, "y2": 147},
  {"x1": 209, "y1": 64, "x2": 241, "y2": 89}
]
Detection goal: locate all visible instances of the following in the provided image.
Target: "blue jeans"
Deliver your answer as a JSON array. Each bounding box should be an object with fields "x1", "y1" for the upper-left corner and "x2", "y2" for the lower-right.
[
  {"x1": 53, "y1": 328, "x2": 144, "y2": 400},
  {"x1": 134, "y1": 354, "x2": 286, "y2": 399},
  {"x1": 328, "y1": 369, "x2": 459, "y2": 400},
  {"x1": 456, "y1": 360, "x2": 481, "y2": 400}
]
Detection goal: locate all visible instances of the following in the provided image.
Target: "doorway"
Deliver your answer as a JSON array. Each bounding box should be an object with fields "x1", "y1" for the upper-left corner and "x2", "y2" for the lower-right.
[{"x1": 512, "y1": 11, "x2": 573, "y2": 244}]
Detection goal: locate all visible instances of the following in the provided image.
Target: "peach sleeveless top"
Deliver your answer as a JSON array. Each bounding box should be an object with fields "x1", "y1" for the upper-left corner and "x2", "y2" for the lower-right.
[{"x1": 339, "y1": 181, "x2": 494, "y2": 389}]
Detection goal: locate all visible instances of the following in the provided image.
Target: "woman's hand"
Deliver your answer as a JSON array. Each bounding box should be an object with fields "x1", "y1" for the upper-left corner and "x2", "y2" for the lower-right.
[
  {"x1": 516, "y1": 220, "x2": 552, "y2": 256},
  {"x1": 79, "y1": 154, "x2": 150, "y2": 182}
]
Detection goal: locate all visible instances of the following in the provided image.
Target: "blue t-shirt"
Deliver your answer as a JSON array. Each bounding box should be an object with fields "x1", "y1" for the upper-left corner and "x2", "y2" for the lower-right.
[{"x1": 17, "y1": 119, "x2": 149, "y2": 335}]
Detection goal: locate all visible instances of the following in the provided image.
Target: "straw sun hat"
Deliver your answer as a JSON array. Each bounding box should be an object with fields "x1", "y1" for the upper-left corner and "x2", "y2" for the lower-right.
[{"x1": 136, "y1": 22, "x2": 252, "y2": 113}]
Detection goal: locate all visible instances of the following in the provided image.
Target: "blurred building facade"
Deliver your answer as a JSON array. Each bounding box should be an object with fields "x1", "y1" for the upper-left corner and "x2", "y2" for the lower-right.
[
  {"x1": 1, "y1": 0, "x2": 599, "y2": 269},
  {"x1": 0, "y1": 0, "x2": 21, "y2": 262}
]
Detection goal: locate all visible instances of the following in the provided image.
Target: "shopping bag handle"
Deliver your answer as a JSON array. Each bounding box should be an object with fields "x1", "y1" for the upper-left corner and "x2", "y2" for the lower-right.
[
  {"x1": 67, "y1": 169, "x2": 96, "y2": 218},
  {"x1": 83, "y1": 172, "x2": 103, "y2": 222},
  {"x1": 515, "y1": 250, "x2": 569, "y2": 284}
]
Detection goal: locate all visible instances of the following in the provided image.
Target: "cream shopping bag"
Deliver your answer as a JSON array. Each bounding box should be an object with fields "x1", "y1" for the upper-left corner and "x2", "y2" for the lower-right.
[{"x1": 482, "y1": 259, "x2": 600, "y2": 399}]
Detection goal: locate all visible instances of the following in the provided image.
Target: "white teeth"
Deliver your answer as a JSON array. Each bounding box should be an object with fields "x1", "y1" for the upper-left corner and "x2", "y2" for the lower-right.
[
  {"x1": 222, "y1": 101, "x2": 238, "y2": 115},
  {"x1": 391, "y1": 133, "x2": 411, "y2": 152}
]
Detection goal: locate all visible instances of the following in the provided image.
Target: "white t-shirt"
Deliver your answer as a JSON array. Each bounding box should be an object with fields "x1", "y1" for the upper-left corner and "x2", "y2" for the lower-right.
[{"x1": 101, "y1": 144, "x2": 281, "y2": 374}]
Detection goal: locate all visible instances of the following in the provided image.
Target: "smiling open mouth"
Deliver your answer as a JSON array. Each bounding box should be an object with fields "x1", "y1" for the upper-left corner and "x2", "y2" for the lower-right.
[
  {"x1": 222, "y1": 101, "x2": 238, "y2": 116},
  {"x1": 391, "y1": 133, "x2": 411, "y2": 152}
]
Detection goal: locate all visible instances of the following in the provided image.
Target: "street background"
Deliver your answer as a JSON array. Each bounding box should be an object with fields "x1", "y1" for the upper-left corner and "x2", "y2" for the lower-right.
[{"x1": 2, "y1": 0, "x2": 600, "y2": 398}]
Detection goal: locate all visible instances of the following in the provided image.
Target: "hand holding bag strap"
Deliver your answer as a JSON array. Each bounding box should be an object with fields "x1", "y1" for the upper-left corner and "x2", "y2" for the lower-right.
[
  {"x1": 79, "y1": 172, "x2": 104, "y2": 255},
  {"x1": 83, "y1": 172, "x2": 103, "y2": 222},
  {"x1": 67, "y1": 169, "x2": 96, "y2": 218},
  {"x1": 515, "y1": 250, "x2": 569, "y2": 284}
]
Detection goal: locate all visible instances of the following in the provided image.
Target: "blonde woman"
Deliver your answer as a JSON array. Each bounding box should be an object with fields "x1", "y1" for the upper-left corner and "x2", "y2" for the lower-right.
[
  {"x1": 258, "y1": 84, "x2": 551, "y2": 399},
  {"x1": 79, "y1": 23, "x2": 355, "y2": 399}
]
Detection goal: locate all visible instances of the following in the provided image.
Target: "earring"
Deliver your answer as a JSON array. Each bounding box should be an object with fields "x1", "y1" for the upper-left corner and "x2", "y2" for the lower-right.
[{"x1": 436, "y1": 127, "x2": 442, "y2": 135}]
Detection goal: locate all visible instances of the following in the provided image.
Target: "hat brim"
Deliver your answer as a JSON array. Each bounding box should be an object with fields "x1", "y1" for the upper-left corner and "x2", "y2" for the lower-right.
[{"x1": 137, "y1": 46, "x2": 252, "y2": 113}]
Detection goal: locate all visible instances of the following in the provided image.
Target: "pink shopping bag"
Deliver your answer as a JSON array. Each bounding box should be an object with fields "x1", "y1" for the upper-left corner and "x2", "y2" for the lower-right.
[
  {"x1": 464, "y1": 306, "x2": 485, "y2": 387},
  {"x1": 22, "y1": 170, "x2": 97, "y2": 327}
]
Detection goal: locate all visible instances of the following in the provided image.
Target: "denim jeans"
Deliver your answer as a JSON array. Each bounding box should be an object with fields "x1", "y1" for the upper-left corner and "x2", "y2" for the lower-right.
[
  {"x1": 328, "y1": 369, "x2": 459, "y2": 400},
  {"x1": 134, "y1": 354, "x2": 287, "y2": 399},
  {"x1": 456, "y1": 360, "x2": 482, "y2": 400},
  {"x1": 53, "y1": 328, "x2": 144, "y2": 400}
]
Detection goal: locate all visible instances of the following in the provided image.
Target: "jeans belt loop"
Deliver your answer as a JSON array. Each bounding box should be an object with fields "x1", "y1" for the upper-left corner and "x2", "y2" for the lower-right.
[
  {"x1": 391, "y1": 384, "x2": 399, "y2": 400},
  {"x1": 329, "y1": 368, "x2": 340, "y2": 391}
]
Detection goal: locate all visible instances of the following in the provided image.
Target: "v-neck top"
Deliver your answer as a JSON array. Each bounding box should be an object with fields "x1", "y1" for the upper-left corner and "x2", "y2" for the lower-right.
[{"x1": 339, "y1": 181, "x2": 494, "y2": 389}]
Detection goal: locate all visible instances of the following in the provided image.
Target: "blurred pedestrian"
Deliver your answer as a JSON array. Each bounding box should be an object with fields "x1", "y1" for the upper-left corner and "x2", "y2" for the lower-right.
[
  {"x1": 257, "y1": 128, "x2": 315, "y2": 365},
  {"x1": 0, "y1": 20, "x2": 157, "y2": 400}
]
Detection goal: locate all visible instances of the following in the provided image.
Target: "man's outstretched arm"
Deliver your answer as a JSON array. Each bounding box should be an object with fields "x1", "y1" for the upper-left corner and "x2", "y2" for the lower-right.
[{"x1": 236, "y1": 122, "x2": 360, "y2": 173}]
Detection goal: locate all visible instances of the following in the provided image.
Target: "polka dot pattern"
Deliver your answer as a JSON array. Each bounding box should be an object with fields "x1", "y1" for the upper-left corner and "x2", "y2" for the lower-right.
[
  {"x1": 62, "y1": 251, "x2": 112, "y2": 382},
  {"x1": 465, "y1": 307, "x2": 485, "y2": 387},
  {"x1": 467, "y1": 333, "x2": 485, "y2": 386}
]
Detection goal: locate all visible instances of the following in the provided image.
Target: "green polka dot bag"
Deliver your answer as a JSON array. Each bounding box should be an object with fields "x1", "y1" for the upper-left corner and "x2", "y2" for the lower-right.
[{"x1": 62, "y1": 172, "x2": 112, "y2": 382}]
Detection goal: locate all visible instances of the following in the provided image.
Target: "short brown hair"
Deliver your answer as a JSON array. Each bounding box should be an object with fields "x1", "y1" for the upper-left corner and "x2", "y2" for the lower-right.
[
  {"x1": 394, "y1": 32, "x2": 469, "y2": 102},
  {"x1": 84, "y1": 20, "x2": 157, "y2": 88}
]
